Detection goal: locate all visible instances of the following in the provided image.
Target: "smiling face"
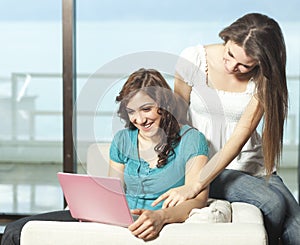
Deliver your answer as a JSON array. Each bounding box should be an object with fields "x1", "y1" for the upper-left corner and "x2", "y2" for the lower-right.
[
  {"x1": 223, "y1": 40, "x2": 258, "y2": 75},
  {"x1": 126, "y1": 91, "x2": 161, "y2": 140}
]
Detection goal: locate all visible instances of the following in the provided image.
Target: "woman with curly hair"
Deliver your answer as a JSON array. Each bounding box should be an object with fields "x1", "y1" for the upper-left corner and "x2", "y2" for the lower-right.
[
  {"x1": 109, "y1": 68, "x2": 209, "y2": 240},
  {"x1": 2, "y1": 68, "x2": 209, "y2": 244}
]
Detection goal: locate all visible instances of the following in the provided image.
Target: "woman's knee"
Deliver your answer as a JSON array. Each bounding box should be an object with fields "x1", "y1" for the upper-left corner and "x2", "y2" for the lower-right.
[
  {"x1": 259, "y1": 187, "x2": 286, "y2": 223},
  {"x1": 1, "y1": 219, "x2": 25, "y2": 245}
]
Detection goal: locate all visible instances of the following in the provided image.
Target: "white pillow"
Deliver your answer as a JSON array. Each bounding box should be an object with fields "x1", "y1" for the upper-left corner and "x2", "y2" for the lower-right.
[{"x1": 185, "y1": 198, "x2": 232, "y2": 223}]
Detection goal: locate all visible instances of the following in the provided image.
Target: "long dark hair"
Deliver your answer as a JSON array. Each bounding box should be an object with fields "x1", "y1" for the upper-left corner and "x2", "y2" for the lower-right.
[
  {"x1": 219, "y1": 13, "x2": 288, "y2": 174},
  {"x1": 116, "y1": 68, "x2": 181, "y2": 167}
]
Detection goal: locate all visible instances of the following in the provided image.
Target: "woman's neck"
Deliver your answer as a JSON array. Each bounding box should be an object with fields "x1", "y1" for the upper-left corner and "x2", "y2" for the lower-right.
[
  {"x1": 138, "y1": 132, "x2": 160, "y2": 168},
  {"x1": 205, "y1": 44, "x2": 253, "y2": 91},
  {"x1": 138, "y1": 131, "x2": 161, "y2": 145}
]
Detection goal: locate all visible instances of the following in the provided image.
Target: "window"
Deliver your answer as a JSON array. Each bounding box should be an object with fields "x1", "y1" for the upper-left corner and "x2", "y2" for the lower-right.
[
  {"x1": 0, "y1": 0, "x2": 63, "y2": 214},
  {"x1": 0, "y1": 0, "x2": 298, "y2": 217},
  {"x1": 76, "y1": 0, "x2": 300, "y2": 201}
]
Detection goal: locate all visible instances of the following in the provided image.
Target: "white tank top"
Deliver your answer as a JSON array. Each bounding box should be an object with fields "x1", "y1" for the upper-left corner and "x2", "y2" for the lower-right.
[{"x1": 176, "y1": 44, "x2": 266, "y2": 176}]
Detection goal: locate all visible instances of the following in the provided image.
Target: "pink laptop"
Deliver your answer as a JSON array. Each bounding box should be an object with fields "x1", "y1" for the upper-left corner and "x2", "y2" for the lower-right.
[{"x1": 57, "y1": 172, "x2": 134, "y2": 227}]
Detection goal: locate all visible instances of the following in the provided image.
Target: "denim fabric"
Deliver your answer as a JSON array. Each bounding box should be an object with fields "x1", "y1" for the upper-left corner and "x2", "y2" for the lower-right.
[{"x1": 209, "y1": 169, "x2": 300, "y2": 245}]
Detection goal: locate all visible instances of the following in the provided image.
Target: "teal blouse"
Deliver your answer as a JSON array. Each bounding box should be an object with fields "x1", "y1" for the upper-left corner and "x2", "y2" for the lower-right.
[{"x1": 110, "y1": 125, "x2": 208, "y2": 210}]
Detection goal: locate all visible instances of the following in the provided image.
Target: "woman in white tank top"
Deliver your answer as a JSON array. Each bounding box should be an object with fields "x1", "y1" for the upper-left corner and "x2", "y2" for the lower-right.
[{"x1": 152, "y1": 13, "x2": 300, "y2": 245}]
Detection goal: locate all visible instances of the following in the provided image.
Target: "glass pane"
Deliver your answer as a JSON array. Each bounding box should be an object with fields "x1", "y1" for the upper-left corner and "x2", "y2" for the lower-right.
[
  {"x1": 0, "y1": 1, "x2": 63, "y2": 214},
  {"x1": 76, "y1": 1, "x2": 300, "y2": 201}
]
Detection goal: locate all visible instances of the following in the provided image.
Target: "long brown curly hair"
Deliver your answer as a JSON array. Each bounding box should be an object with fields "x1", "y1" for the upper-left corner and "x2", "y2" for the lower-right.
[{"x1": 116, "y1": 68, "x2": 182, "y2": 167}]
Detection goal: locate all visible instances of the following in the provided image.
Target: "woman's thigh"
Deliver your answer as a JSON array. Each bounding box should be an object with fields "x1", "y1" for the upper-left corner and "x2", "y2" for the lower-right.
[
  {"x1": 209, "y1": 169, "x2": 287, "y2": 221},
  {"x1": 267, "y1": 174, "x2": 299, "y2": 213},
  {"x1": 209, "y1": 169, "x2": 286, "y2": 243}
]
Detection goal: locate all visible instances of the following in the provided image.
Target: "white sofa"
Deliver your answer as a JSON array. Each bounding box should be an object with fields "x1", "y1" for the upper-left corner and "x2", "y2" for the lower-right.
[{"x1": 20, "y1": 143, "x2": 268, "y2": 245}]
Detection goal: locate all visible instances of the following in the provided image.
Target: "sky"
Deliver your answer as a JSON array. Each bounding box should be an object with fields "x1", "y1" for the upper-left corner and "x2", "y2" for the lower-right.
[{"x1": 0, "y1": 0, "x2": 299, "y2": 22}]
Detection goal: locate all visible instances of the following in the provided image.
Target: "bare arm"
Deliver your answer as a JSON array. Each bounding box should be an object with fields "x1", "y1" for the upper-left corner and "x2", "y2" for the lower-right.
[
  {"x1": 129, "y1": 155, "x2": 209, "y2": 240},
  {"x1": 196, "y1": 95, "x2": 263, "y2": 190},
  {"x1": 174, "y1": 73, "x2": 192, "y2": 108},
  {"x1": 175, "y1": 71, "x2": 264, "y2": 190},
  {"x1": 160, "y1": 154, "x2": 209, "y2": 215},
  {"x1": 153, "y1": 81, "x2": 264, "y2": 207}
]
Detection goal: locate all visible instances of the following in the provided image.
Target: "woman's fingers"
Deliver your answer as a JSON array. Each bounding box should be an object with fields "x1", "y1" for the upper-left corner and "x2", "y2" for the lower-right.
[
  {"x1": 152, "y1": 189, "x2": 187, "y2": 208},
  {"x1": 162, "y1": 196, "x2": 177, "y2": 208},
  {"x1": 128, "y1": 210, "x2": 162, "y2": 241},
  {"x1": 151, "y1": 191, "x2": 170, "y2": 207}
]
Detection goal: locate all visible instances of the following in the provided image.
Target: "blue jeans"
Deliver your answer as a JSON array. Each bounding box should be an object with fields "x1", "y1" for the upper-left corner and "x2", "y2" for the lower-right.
[
  {"x1": 1, "y1": 210, "x2": 76, "y2": 245},
  {"x1": 209, "y1": 169, "x2": 300, "y2": 245}
]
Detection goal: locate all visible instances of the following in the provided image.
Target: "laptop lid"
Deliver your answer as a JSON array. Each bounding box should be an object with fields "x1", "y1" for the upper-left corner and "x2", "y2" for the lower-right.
[{"x1": 57, "y1": 172, "x2": 134, "y2": 227}]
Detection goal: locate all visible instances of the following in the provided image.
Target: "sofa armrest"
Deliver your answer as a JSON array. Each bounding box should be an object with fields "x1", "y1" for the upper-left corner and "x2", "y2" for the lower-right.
[
  {"x1": 21, "y1": 202, "x2": 267, "y2": 245},
  {"x1": 231, "y1": 202, "x2": 264, "y2": 224},
  {"x1": 21, "y1": 220, "x2": 267, "y2": 245}
]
